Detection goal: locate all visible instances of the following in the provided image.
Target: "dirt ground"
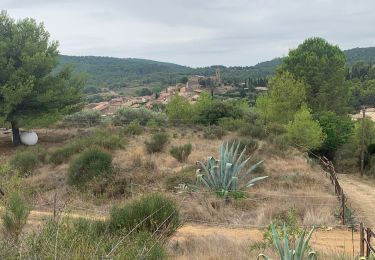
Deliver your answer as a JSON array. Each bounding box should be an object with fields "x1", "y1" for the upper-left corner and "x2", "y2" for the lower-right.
[{"x1": 339, "y1": 174, "x2": 375, "y2": 229}]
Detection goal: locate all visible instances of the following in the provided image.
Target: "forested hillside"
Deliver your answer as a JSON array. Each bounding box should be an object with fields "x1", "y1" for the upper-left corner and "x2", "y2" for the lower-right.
[{"x1": 59, "y1": 47, "x2": 375, "y2": 92}]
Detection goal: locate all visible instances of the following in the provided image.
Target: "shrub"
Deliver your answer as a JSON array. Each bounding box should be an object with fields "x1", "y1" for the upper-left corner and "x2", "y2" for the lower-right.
[
  {"x1": 10, "y1": 149, "x2": 40, "y2": 174},
  {"x1": 50, "y1": 144, "x2": 80, "y2": 165},
  {"x1": 203, "y1": 125, "x2": 226, "y2": 139},
  {"x1": 2, "y1": 193, "x2": 30, "y2": 241},
  {"x1": 170, "y1": 143, "x2": 192, "y2": 162},
  {"x1": 124, "y1": 120, "x2": 143, "y2": 135},
  {"x1": 287, "y1": 106, "x2": 326, "y2": 150},
  {"x1": 113, "y1": 107, "x2": 166, "y2": 126},
  {"x1": 88, "y1": 129, "x2": 124, "y2": 150},
  {"x1": 228, "y1": 138, "x2": 258, "y2": 155},
  {"x1": 62, "y1": 110, "x2": 102, "y2": 127},
  {"x1": 164, "y1": 167, "x2": 195, "y2": 191},
  {"x1": 239, "y1": 122, "x2": 267, "y2": 138},
  {"x1": 145, "y1": 133, "x2": 169, "y2": 153},
  {"x1": 49, "y1": 130, "x2": 124, "y2": 165},
  {"x1": 196, "y1": 142, "x2": 268, "y2": 197},
  {"x1": 24, "y1": 218, "x2": 165, "y2": 259},
  {"x1": 218, "y1": 118, "x2": 248, "y2": 131},
  {"x1": 109, "y1": 193, "x2": 180, "y2": 237},
  {"x1": 67, "y1": 148, "x2": 113, "y2": 187}
]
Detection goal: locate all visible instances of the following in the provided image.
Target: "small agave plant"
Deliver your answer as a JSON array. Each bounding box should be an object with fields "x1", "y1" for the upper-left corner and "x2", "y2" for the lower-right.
[
  {"x1": 196, "y1": 142, "x2": 267, "y2": 197},
  {"x1": 258, "y1": 224, "x2": 317, "y2": 260}
]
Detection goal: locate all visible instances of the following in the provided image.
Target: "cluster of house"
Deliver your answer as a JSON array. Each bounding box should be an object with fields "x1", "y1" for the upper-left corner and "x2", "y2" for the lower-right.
[{"x1": 87, "y1": 76, "x2": 206, "y2": 115}]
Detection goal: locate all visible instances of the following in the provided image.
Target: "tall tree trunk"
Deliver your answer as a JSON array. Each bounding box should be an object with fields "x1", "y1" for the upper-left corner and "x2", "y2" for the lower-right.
[{"x1": 11, "y1": 121, "x2": 22, "y2": 146}]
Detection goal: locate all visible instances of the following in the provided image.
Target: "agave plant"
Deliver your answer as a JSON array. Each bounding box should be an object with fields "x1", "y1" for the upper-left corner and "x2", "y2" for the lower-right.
[
  {"x1": 196, "y1": 142, "x2": 267, "y2": 196},
  {"x1": 258, "y1": 224, "x2": 317, "y2": 260}
]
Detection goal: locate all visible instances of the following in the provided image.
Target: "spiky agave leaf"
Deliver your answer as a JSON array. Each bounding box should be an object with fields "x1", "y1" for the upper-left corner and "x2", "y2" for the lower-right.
[{"x1": 196, "y1": 141, "x2": 267, "y2": 195}]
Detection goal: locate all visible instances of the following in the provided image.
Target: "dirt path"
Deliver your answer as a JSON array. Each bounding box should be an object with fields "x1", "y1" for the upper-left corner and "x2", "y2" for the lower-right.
[
  {"x1": 173, "y1": 224, "x2": 359, "y2": 255},
  {"x1": 339, "y1": 174, "x2": 375, "y2": 229}
]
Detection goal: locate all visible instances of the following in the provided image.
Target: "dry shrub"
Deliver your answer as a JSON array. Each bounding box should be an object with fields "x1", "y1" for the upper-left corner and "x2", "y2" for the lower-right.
[{"x1": 168, "y1": 234, "x2": 259, "y2": 260}]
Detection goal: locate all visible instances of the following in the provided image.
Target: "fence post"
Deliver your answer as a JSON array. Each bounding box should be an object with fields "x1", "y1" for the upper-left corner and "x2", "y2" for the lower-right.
[
  {"x1": 341, "y1": 193, "x2": 345, "y2": 225},
  {"x1": 360, "y1": 223, "x2": 364, "y2": 256},
  {"x1": 366, "y1": 228, "x2": 371, "y2": 257}
]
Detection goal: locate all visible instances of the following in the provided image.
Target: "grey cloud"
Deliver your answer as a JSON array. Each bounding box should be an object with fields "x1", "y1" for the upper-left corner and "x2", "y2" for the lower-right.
[{"x1": 3, "y1": 0, "x2": 375, "y2": 67}]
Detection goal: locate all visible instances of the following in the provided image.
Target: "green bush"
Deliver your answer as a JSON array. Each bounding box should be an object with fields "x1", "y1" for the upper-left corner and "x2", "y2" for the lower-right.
[
  {"x1": 170, "y1": 143, "x2": 192, "y2": 162},
  {"x1": 62, "y1": 110, "x2": 102, "y2": 127},
  {"x1": 203, "y1": 125, "x2": 226, "y2": 139},
  {"x1": 88, "y1": 129, "x2": 124, "y2": 150},
  {"x1": 124, "y1": 120, "x2": 143, "y2": 135},
  {"x1": 218, "y1": 118, "x2": 248, "y2": 131},
  {"x1": 50, "y1": 144, "x2": 81, "y2": 165},
  {"x1": 10, "y1": 149, "x2": 40, "y2": 174},
  {"x1": 49, "y1": 130, "x2": 124, "y2": 165},
  {"x1": 2, "y1": 193, "x2": 30, "y2": 241},
  {"x1": 24, "y1": 218, "x2": 165, "y2": 259},
  {"x1": 113, "y1": 107, "x2": 166, "y2": 126},
  {"x1": 239, "y1": 122, "x2": 267, "y2": 138},
  {"x1": 67, "y1": 148, "x2": 113, "y2": 187},
  {"x1": 109, "y1": 193, "x2": 180, "y2": 237},
  {"x1": 145, "y1": 133, "x2": 169, "y2": 153}
]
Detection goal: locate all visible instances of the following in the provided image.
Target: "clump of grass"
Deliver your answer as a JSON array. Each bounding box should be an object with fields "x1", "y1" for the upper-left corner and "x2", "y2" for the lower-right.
[
  {"x1": 2, "y1": 193, "x2": 30, "y2": 241},
  {"x1": 109, "y1": 193, "x2": 180, "y2": 237},
  {"x1": 124, "y1": 120, "x2": 143, "y2": 135},
  {"x1": 49, "y1": 129, "x2": 125, "y2": 165},
  {"x1": 203, "y1": 125, "x2": 226, "y2": 139},
  {"x1": 67, "y1": 148, "x2": 113, "y2": 187},
  {"x1": 10, "y1": 149, "x2": 40, "y2": 175},
  {"x1": 145, "y1": 133, "x2": 168, "y2": 153},
  {"x1": 49, "y1": 144, "x2": 80, "y2": 165},
  {"x1": 164, "y1": 166, "x2": 195, "y2": 191},
  {"x1": 170, "y1": 143, "x2": 192, "y2": 162},
  {"x1": 24, "y1": 218, "x2": 165, "y2": 259}
]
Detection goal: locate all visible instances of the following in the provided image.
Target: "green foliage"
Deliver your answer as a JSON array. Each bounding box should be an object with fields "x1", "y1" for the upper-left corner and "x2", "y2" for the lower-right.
[
  {"x1": 218, "y1": 118, "x2": 248, "y2": 131},
  {"x1": 124, "y1": 120, "x2": 143, "y2": 135},
  {"x1": 166, "y1": 95, "x2": 193, "y2": 124},
  {"x1": 67, "y1": 148, "x2": 113, "y2": 187},
  {"x1": 196, "y1": 142, "x2": 267, "y2": 197},
  {"x1": 109, "y1": 193, "x2": 180, "y2": 237},
  {"x1": 145, "y1": 132, "x2": 169, "y2": 153},
  {"x1": 10, "y1": 149, "x2": 40, "y2": 174},
  {"x1": 170, "y1": 143, "x2": 192, "y2": 162},
  {"x1": 62, "y1": 110, "x2": 102, "y2": 127},
  {"x1": 280, "y1": 37, "x2": 348, "y2": 114},
  {"x1": 256, "y1": 72, "x2": 307, "y2": 124},
  {"x1": 2, "y1": 193, "x2": 30, "y2": 241},
  {"x1": 49, "y1": 129, "x2": 124, "y2": 165},
  {"x1": 194, "y1": 100, "x2": 244, "y2": 124},
  {"x1": 317, "y1": 111, "x2": 354, "y2": 156},
  {"x1": 258, "y1": 224, "x2": 317, "y2": 260},
  {"x1": 113, "y1": 107, "x2": 166, "y2": 126},
  {"x1": 262, "y1": 209, "x2": 302, "y2": 248},
  {"x1": 287, "y1": 106, "x2": 326, "y2": 150},
  {"x1": 238, "y1": 121, "x2": 267, "y2": 139},
  {"x1": 0, "y1": 11, "x2": 85, "y2": 131},
  {"x1": 136, "y1": 87, "x2": 153, "y2": 96},
  {"x1": 203, "y1": 125, "x2": 226, "y2": 139},
  {"x1": 24, "y1": 218, "x2": 165, "y2": 259}
]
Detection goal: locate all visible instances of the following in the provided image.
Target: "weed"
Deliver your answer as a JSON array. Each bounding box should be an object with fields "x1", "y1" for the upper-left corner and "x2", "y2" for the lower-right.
[
  {"x1": 145, "y1": 133, "x2": 169, "y2": 153},
  {"x1": 170, "y1": 143, "x2": 192, "y2": 162}
]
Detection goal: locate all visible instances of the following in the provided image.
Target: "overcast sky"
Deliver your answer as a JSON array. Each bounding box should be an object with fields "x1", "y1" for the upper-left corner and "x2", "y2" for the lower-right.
[{"x1": 2, "y1": 0, "x2": 375, "y2": 67}]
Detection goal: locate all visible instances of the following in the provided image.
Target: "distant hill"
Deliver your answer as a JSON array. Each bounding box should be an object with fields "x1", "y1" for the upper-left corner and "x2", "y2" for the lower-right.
[
  {"x1": 344, "y1": 47, "x2": 375, "y2": 65},
  {"x1": 58, "y1": 55, "x2": 190, "y2": 91},
  {"x1": 58, "y1": 47, "x2": 375, "y2": 91}
]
